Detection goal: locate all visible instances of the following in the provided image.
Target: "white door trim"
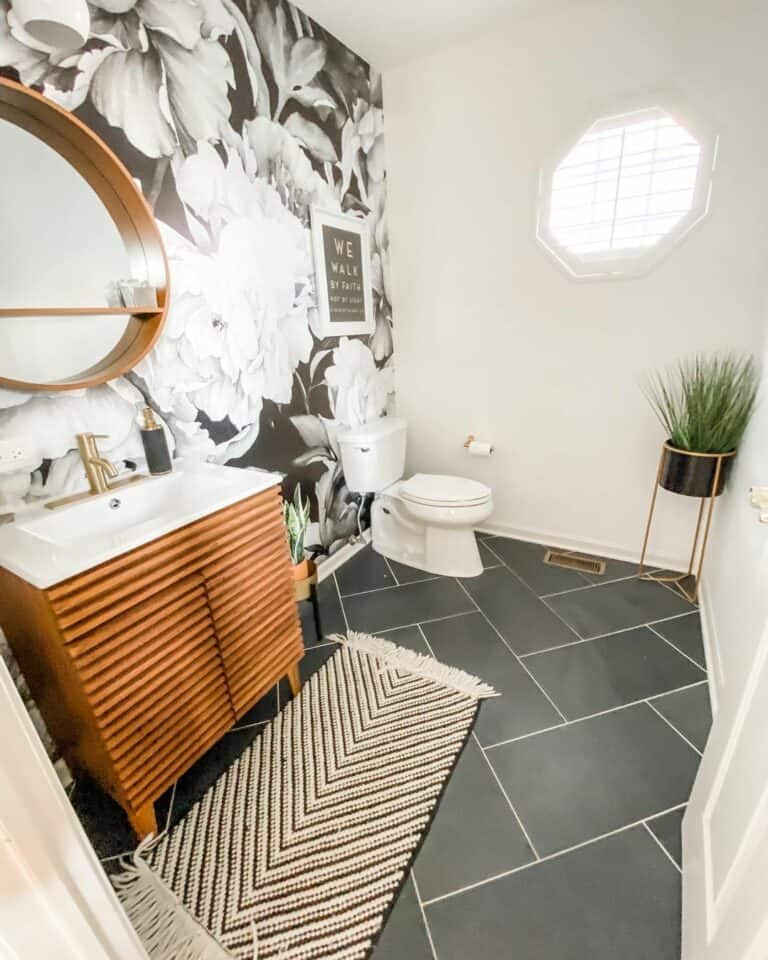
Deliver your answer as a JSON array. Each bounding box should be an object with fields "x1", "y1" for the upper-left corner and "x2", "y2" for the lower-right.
[{"x1": 0, "y1": 654, "x2": 148, "y2": 960}]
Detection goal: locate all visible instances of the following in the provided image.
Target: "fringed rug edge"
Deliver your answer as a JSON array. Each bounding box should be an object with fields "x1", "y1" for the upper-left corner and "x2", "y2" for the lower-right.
[
  {"x1": 112, "y1": 837, "x2": 239, "y2": 960},
  {"x1": 331, "y1": 631, "x2": 499, "y2": 700}
]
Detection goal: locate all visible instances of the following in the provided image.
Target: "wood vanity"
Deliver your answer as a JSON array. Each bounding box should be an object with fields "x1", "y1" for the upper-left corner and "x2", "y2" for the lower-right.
[{"x1": 0, "y1": 481, "x2": 303, "y2": 838}]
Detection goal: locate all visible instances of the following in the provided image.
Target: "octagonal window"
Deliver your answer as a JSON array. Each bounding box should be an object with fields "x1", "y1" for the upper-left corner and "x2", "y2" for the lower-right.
[{"x1": 537, "y1": 107, "x2": 716, "y2": 278}]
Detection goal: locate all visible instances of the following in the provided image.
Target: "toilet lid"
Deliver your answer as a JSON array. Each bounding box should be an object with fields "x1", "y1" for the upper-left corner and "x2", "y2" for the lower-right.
[{"x1": 400, "y1": 473, "x2": 491, "y2": 506}]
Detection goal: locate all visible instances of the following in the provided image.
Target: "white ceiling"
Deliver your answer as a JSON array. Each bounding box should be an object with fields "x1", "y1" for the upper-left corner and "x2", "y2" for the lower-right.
[{"x1": 297, "y1": 0, "x2": 560, "y2": 70}]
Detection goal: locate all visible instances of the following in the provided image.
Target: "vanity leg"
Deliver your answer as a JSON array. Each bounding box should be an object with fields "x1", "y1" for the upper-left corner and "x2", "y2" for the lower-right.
[
  {"x1": 287, "y1": 663, "x2": 302, "y2": 697},
  {"x1": 127, "y1": 801, "x2": 158, "y2": 840},
  {"x1": 309, "y1": 581, "x2": 323, "y2": 643}
]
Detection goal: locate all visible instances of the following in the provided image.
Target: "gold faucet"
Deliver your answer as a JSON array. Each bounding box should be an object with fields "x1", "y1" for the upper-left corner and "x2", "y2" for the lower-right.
[
  {"x1": 77, "y1": 433, "x2": 119, "y2": 495},
  {"x1": 45, "y1": 433, "x2": 144, "y2": 510}
]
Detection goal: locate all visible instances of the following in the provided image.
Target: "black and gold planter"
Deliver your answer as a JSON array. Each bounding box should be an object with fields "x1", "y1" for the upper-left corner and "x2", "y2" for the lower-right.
[
  {"x1": 639, "y1": 442, "x2": 737, "y2": 602},
  {"x1": 658, "y1": 442, "x2": 735, "y2": 498}
]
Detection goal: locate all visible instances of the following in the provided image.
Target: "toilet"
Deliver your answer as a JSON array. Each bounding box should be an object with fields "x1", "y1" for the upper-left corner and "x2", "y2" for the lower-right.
[{"x1": 338, "y1": 417, "x2": 493, "y2": 578}]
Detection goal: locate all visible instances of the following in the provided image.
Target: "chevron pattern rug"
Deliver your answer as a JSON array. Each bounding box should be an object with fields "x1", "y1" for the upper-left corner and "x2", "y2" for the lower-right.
[{"x1": 114, "y1": 632, "x2": 497, "y2": 960}]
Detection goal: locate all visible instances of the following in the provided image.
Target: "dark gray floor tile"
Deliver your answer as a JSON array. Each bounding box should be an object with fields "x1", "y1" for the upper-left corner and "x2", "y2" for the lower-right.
[
  {"x1": 576, "y1": 553, "x2": 641, "y2": 584},
  {"x1": 168, "y1": 722, "x2": 267, "y2": 828},
  {"x1": 372, "y1": 875, "x2": 433, "y2": 960},
  {"x1": 649, "y1": 572, "x2": 698, "y2": 605},
  {"x1": 488, "y1": 703, "x2": 700, "y2": 855},
  {"x1": 336, "y1": 547, "x2": 396, "y2": 595},
  {"x1": 546, "y1": 578, "x2": 693, "y2": 639},
  {"x1": 414, "y1": 737, "x2": 535, "y2": 901},
  {"x1": 294, "y1": 643, "x2": 339, "y2": 688},
  {"x1": 71, "y1": 775, "x2": 172, "y2": 859},
  {"x1": 421, "y1": 613, "x2": 562, "y2": 744},
  {"x1": 486, "y1": 537, "x2": 589, "y2": 595},
  {"x1": 380, "y1": 624, "x2": 432, "y2": 654},
  {"x1": 277, "y1": 644, "x2": 337, "y2": 710},
  {"x1": 100, "y1": 856, "x2": 128, "y2": 876},
  {"x1": 475, "y1": 529, "x2": 495, "y2": 540},
  {"x1": 426, "y1": 827, "x2": 680, "y2": 960},
  {"x1": 299, "y1": 642, "x2": 337, "y2": 679},
  {"x1": 342, "y1": 578, "x2": 474, "y2": 634},
  {"x1": 386, "y1": 559, "x2": 438, "y2": 584},
  {"x1": 650, "y1": 683, "x2": 712, "y2": 752},
  {"x1": 524, "y1": 627, "x2": 705, "y2": 720},
  {"x1": 233, "y1": 684, "x2": 279, "y2": 728},
  {"x1": 647, "y1": 807, "x2": 684, "y2": 868},
  {"x1": 462, "y1": 566, "x2": 579, "y2": 655},
  {"x1": 652, "y1": 612, "x2": 706, "y2": 668},
  {"x1": 477, "y1": 538, "x2": 499, "y2": 569},
  {"x1": 300, "y1": 574, "x2": 346, "y2": 643}
]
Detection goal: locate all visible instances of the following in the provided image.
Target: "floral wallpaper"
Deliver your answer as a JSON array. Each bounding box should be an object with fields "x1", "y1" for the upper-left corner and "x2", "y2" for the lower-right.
[{"x1": 0, "y1": 0, "x2": 394, "y2": 557}]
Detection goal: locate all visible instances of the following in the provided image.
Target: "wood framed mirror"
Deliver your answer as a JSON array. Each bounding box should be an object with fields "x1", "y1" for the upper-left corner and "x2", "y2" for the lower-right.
[{"x1": 0, "y1": 77, "x2": 168, "y2": 392}]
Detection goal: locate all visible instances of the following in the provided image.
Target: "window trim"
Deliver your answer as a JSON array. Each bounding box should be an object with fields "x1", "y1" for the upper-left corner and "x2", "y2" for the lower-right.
[{"x1": 536, "y1": 102, "x2": 718, "y2": 280}]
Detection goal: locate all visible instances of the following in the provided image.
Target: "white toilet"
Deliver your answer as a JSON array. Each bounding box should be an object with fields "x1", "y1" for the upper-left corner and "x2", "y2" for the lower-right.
[{"x1": 338, "y1": 417, "x2": 493, "y2": 578}]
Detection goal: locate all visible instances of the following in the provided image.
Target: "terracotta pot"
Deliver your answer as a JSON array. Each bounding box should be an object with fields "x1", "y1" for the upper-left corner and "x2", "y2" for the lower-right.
[
  {"x1": 291, "y1": 558, "x2": 315, "y2": 581},
  {"x1": 658, "y1": 442, "x2": 736, "y2": 498}
]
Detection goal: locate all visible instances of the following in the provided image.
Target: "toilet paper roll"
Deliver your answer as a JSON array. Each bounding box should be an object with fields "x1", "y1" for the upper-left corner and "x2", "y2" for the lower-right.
[{"x1": 467, "y1": 440, "x2": 494, "y2": 457}]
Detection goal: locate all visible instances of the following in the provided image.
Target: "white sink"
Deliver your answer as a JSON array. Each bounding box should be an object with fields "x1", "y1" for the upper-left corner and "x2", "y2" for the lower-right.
[
  {"x1": 17, "y1": 473, "x2": 185, "y2": 546},
  {"x1": 0, "y1": 463, "x2": 283, "y2": 589}
]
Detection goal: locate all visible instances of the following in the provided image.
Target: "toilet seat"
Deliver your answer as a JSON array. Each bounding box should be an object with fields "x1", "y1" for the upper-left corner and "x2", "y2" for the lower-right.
[{"x1": 400, "y1": 473, "x2": 491, "y2": 508}]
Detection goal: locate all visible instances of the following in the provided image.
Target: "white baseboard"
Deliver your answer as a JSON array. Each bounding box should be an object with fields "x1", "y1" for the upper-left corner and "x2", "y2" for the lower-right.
[
  {"x1": 475, "y1": 520, "x2": 684, "y2": 572},
  {"x1": 315, "y1": 536, "x2": 369, "y2": 582}
]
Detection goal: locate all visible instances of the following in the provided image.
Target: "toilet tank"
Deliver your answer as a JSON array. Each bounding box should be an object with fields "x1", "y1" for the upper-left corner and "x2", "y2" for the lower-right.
[{"x1": 337, "y1": 417, "x2": 407, "y2": 493}]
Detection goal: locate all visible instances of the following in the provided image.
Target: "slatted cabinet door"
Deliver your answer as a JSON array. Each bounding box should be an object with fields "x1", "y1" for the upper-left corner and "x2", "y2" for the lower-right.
[
  {"x1": 203, "y1": 490, "x2": 303, "y2": 717},
  {"x1": 60, "y1": 573, "x2": 233, "y2": 834}
]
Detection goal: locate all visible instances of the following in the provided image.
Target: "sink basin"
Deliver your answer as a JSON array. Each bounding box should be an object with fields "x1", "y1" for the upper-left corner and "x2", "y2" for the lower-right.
[
  {"x1": 0, "y1": 463, "x2": 283, "y2": 589},
  {"x1": 17, "y1": 473, "x2": 184, "y2": 545}
]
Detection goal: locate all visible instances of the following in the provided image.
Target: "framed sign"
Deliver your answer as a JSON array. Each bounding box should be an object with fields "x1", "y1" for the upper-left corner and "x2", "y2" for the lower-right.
[{"x1": 310, "y1": 207, "x2": 374, "y2": 337}]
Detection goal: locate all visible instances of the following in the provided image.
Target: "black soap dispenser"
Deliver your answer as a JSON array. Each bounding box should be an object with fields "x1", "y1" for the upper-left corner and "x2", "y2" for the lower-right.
[{"x1": 140, "y1": 406, "x2": 172, "y2": 475}]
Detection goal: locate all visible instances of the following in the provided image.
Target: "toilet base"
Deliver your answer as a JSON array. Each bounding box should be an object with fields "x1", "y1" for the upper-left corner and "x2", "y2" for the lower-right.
[{"x1": 370, "y1": 493, "x2": 488, "y2": 579}]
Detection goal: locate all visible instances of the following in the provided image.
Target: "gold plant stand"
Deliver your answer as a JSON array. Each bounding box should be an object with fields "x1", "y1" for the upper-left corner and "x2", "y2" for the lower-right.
[{"x1": 638, "y1": 445, "x2": 736, "y2": 603}]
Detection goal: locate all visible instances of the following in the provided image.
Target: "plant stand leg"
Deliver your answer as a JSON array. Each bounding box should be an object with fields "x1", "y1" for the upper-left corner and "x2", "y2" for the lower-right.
[
  {"x1": 688, "y1": 454, "x2": 725, "y2": 603},
  {"x1": 310, "y1": 581, "x2": 323, "y2": 643},
  {"x1": 286, "y1": 663, "x2": 302, "y2": 697},
  {"x1": 639, "y1": 447, "x2": 665, "y2": 576},
  {"x1": 687, "y1": 499, "x2": 707, "y2": 576}
]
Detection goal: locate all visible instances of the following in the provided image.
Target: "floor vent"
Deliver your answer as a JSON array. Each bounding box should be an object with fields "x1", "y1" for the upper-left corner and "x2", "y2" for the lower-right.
[{"x1": 544, "y1": 550, "x2": 606, "y2": 576}]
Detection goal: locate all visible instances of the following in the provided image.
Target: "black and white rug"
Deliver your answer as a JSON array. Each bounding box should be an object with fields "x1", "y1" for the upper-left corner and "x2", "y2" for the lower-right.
[{"x1": 115, "y1": 632, "x2": 497, "y2": 960}]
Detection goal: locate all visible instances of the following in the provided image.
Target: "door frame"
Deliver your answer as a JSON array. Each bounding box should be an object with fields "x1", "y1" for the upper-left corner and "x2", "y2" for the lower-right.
[{"x1": 0, "y1": 653, "x2": 148, "y2": 960}]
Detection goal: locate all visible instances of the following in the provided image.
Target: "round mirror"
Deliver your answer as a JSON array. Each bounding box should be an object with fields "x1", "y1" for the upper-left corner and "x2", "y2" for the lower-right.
[{"x1": 0, "y1": 78, "x2": 168, "y2": 391}]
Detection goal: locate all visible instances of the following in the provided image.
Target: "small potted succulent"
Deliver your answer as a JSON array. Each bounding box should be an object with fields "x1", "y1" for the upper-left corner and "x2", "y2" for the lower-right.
[
  {"x1": 645, "y1": 353, "x2": 758, "y2": 497},
  {"x1": 283, "y1": 483, "x2": 313, "y2": 584}
]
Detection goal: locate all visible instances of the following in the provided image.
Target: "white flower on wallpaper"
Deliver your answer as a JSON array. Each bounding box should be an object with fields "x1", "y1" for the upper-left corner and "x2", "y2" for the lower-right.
[
  {"x1": 326, "y1": 338, "x2": 394, "y2": 429},
  {"x1": 0, "y1": 0, "x2": 236, "y2": 155},
  {"x1": 135, "y1": 139, "x2": 315, "y2": 456},
  {"x1": 0, "y1": 0, "x2": 394, "y2": 558}
]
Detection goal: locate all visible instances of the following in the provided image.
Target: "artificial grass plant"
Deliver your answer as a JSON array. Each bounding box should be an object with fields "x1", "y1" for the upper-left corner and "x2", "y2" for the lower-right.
[{"x1": 645, "y1": 353, "x2": 758, "y2": 454}]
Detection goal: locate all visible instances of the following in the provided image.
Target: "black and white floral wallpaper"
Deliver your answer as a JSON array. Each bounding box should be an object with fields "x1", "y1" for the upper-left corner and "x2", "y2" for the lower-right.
[{"x1": 0, "y1": 0, "x2": 394, "y2": 557}]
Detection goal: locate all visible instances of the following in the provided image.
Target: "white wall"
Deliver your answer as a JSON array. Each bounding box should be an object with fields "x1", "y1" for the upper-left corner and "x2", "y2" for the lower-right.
[{"x1": 384, "y1": 0, "x2": 768, "y2": 567}]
